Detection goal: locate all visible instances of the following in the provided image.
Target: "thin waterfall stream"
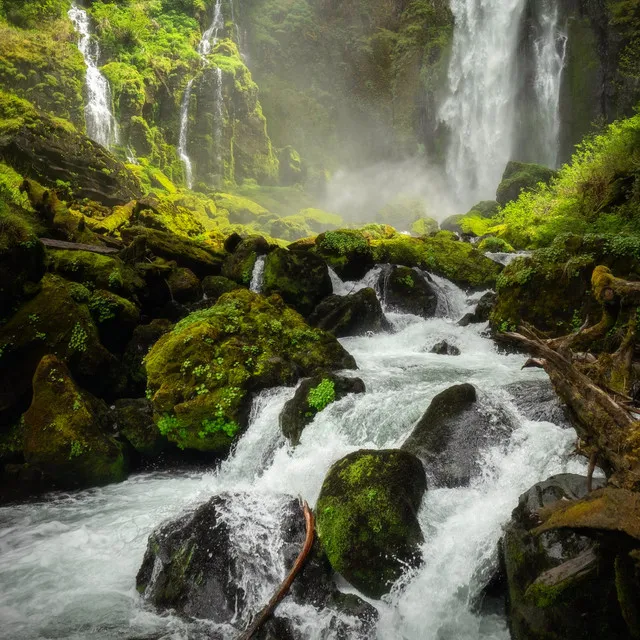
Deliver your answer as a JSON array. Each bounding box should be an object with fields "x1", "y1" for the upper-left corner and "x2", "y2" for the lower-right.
[{"x1": 0, "y1": 270, "x2": 588, "y2": 640}]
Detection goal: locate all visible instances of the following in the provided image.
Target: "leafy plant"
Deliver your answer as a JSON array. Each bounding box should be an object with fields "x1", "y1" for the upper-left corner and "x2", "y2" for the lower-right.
[{"x1": 307, "y1": 378, "x2": 336, "y2": 412}]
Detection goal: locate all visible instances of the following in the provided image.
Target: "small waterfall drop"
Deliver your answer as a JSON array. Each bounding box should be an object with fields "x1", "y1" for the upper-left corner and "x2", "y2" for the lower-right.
[
  {"x1": 178, "y1": 0, "x2": 226, "y2": 185},
  {"x1": 533, "y1": 0, "x2": 568, "y2": 168},
  {"x1": 68, "y1": 3, "x2": 119, "y2": 148},
  {"x1": 249, "y1": 255, "x2": 266, "y2": 293}
]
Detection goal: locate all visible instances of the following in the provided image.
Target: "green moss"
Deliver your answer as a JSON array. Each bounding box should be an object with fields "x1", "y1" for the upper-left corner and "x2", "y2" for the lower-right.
[
  {"x1": 307, "y1": 378, "x2": 335, "y2": 412},
  {"x1": 477, "y1": 237, "x2": 515, "y2": 254},
  {"x1": 410, "y1": 217, "x2": 439, "y2": 236}
]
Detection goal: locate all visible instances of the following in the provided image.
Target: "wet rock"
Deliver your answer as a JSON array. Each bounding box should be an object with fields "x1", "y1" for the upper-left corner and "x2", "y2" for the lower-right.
[
  {"x1": 221, "y1": 235, "x2": 269, "y2": 285},
  {"x1": 167, "y1": 267, "x2": 202, "y2": 304},
  {"x1": 429, "y1": 341, "x2": 460, "y2": 356},
  {"x1": 113, "y1": 398, "x2": 165, "y2": 457},
  {"x1": 500, "y1": 474, "x2": 630, "y2": 640},
  {"x1": 316, "y1": 449, "x2": 426, "y2": 598},
  {"x1": 458, "y1": 291, "x2": 497, "y2": 326},
  {"x1": 308, "y1": 288, "x2": 391, "y2": 337},
  {"x1": 263, "y1": 248, "x2": 332, "y2": 317},
  {"x1": 223, "y1": 232, "x2": 243, "y2": 254},
  {"x1": 201, "y1": 275, "x2": 242, "y2": 302},
  {"x1": 137, "y1": 493, "x2": 376, "y2": 635},
  {"x1": 315, "y1": 230, "x2": 374, "y2": 280},
  {"x1": 280, "y1": 375, "x2": 365, "y2": 445},
  {"x1": 401, "y1": 383, "x2": 512, "y2": 487},
  {"x1": 88, "y1": 289, "x2": 140, "y2": 353},
  {"x1": 378, "y1": 265, "x2": 437, "y2": 317},
  {"x1": 23, "y1": 355, "x2": 127, "y2": 489},
  {"x1": 496, "y1": 161, "x2": 557, "y2": 206},
  {"x1": 505, "y1": 379, "x2": 569, "y2": 426}
]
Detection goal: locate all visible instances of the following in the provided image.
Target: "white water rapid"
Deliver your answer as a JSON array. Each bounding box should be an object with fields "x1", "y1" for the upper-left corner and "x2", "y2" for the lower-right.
[
  {"x1": 178, "y1": 0, "x2": 226, "y2": 185},
  {"x1": 0, "y1": 270, "x2": 588, "y2": 640},
  {"x1": 68, "y1": 3, "x2": 119, "y2": 149},
  {"x1": 439, "y1": 0, "x2": 567, "y2": 208}
]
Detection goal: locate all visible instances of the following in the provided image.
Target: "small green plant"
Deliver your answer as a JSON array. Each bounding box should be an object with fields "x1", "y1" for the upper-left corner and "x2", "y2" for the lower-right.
[
  {"x1": 307, "y1": 378, "x2": 336, "y2": 412},
  {"x1": 198, "y1": 416, "x2": 240, "y2": 439},
  {"x1": 398, "y1": 274, "x2": 414, "y2": 288},
  {"x1": 571, "y1": 309, "x2": 582, "y2": 331},
  {"x1": 89, "y1": 294, "x2": 117, "y2": 323},
  {"x1": 69, "y1": 322, "x2": 88, "y2": 352},
  {"x1": 108, "y1": 269, "x2": 123, "y2": 289},
  {"x1": 69, "y1": 440, "x2": 85, "y2": 460}
]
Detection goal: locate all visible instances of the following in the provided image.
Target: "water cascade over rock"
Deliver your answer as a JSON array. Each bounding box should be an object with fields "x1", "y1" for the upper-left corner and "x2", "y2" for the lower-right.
[{"x1": 68, "y1": 3, "x2": 119, "y2": 149}]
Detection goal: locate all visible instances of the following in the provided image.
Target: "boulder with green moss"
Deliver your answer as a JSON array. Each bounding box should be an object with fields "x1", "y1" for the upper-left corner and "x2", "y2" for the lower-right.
[
  {"x1": 308, "y1": 288, "x2": 390, "y2": 337},
  {"x1": 378, "y1": 266, "x2": 437, "y2": 317},
  {"x1": 500, "y1": 474, "x2": 630, "y2": 640},
  {"x1": 280, "y1": 375, "x2": 365, "y2": 445},
  {"x1": 167, "y1": 268, "x2": 202, "y2": 304},
  {"x1": 114, "y1": 398, "x2": 166, "y2": 458},
  {"x1": 316, "y1": 449, "x2": 427, "y2": 598},
  {"x1": 279, "y1": 146, "x2": 304, "y2": 185},
  {"x1": 0, "y1": 274, "x2": 124, "y2": 419},
  {"x1": 496, "y1": 161, "x2": 557, "y2": 207},
  {"x1": 468, "y1": 200, "x2": 500, "y2": 218},
  {"x1": 263, "y1": 248, "x2": 332, "y2": 316},
  {"x1": 477, "y1": 237, "x2": 515, "y2": 254},
  {"x1": 221, "y1": 235, "x2": 269, "y2": 285},
  {"x1": 201, "y1": 275, "x2": 242, "y2": 302},
  {"x1": 22, "y1": 355, "x2": 127, "y2": 489},
  {"x1": 410, "y1": 217, "x2": 439, "y2": 236},
  {"x1": 315, "y1": 230, "x2": 374, "y2": 280},
  {"x1": 144, "y1": 289, "x2": 355, "y2": 454},
  {"x1": 88, "y1": 290, "x2": 140, "y2": 353},
  {"x1": 372, "y1": 233, "x2": 502, "y2": 288}
]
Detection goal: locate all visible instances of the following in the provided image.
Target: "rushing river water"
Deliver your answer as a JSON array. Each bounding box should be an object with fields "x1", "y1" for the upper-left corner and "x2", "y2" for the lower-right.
[{"x1": 0, "y1": 270, "x2": 587, "y2": 640}]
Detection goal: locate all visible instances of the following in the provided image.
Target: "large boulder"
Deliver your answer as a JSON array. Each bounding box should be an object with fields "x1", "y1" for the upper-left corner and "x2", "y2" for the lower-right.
[
  {"x1": 113, "y1": 398, "x2": 166, "y2": 457},
  {"x1": 263, "y1": 247, "x2": 332, "y2": 316},
  {"x1": 136, "y1": 492, "x2": 376, "y2": 636},
  {"x1": 378, "y1": 265, "x2": 438, "y2": 317},
  {"x1": 315, "y1": 230, "x2": 374, "y2": 280},
  {"x1": 505, "y1": 380, "x2": 569, "y2": 426},
  {"x1": 308, "y1": 288, "x2": 391, "y2": 337},
  {"x1": 22, "y1": 355, "x2": 127, "y2": 489},
  {"x1": 221, "y1": 235, "x2": 269, "y2": 285},
  {"x1": 501, "y1": 474, "x2": 631, "y2": 640},
  {"x1": 496, "y1": 161, "x2": 557, "y2": 207},
  {"x1": 145, "y1": 289, "x2": 355, "y2": 453},
  {"x1": 280, "y1": 375, "x2": 365, "y2": 445},
  {"x1": 87, "y1": 289, "x2": 140, "y2": 353},
  {"x1": 458, "y1": 291, "x2": 497, "y2": 326},
  {"x1": 401, "y1": 383, "x2": 512, "y2": 487},
  {"x1": 316, "y1": 449, "x2": 427, "y2": 598}
]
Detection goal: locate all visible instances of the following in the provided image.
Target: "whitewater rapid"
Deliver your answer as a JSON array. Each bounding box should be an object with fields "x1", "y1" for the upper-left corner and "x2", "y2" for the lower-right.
[{"x1": 0, "y1": 270, "x2": 587, "y2": 640}]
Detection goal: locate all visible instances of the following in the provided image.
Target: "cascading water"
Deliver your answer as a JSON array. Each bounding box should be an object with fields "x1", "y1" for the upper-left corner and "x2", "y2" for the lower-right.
[
  {"x1": 439, "y1": 0, "x2": 567, "y2": 208},
  {"x1": 249, "y1": 255, "x2": 266, "y2": 293},
  {"x1": 68, "y1": 3, "x2": 119, "y2": 149},
  {"x1": 0, "y1": 268, "x2": 590, "y2": 640},
  {"x1": 532, "y1": 0, "x2": 568, "y2": 168},
  {"x1": 178, "y1": 0, "x2": 226, "y2": 185}
]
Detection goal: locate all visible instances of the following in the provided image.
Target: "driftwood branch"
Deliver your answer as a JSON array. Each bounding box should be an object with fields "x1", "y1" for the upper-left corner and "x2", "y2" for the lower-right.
[
  {"x1": 39, "y1": 238, "x2": 119, "y2": 254},
  {"x1": 237, "y1": 500, "x2": 315, "y2": 640}
]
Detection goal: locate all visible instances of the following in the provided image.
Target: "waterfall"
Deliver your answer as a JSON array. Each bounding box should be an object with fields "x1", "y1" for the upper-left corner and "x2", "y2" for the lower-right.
[
  {"x1": 249, "y1": 255, "x2": 266, "y2": 293},
  {"x1": 68, "y1": 3, "x2": 119, "y2": 149},
  {"x1": 439, "y1": 0, "x2": 528, "y2": 208},
  {"x1": 532, "y1": 0, "x2": 568, "y2": 168},
  {"x1": 178, "y1": 0, "x2": 226, "y2": 186}
]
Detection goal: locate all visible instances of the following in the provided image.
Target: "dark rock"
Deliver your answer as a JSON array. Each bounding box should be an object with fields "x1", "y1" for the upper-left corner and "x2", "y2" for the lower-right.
[
  {"x1": 113, "y1": 398, "x2": 165, "y2": 457},
  {"x1": 223, "y1": 232, "x2": 243, "y2": 254},
  {"x1": 167, "y1": 267, "x2": 202, "y2": 304},
  {"x1": 221, "y1": 235, "x2": 269, "y2": 285},
  {"x1": 137, "y1": 493, "x2": 375, "y2": 635},
  {"x1": 496, "y1": 161, "x2": 557, "y2": 207},
  {"x1": 501, "y1": 474, "x2": 629, "y2": 640},
  {"x1": 280, "y1": 375, "x2": 365, "y2": 445},
  {"x1": 505, "y1": 380, "x2": 570, "y2": 426},
  {"x1": 316, "y1": 449, "x2": 427, "y2": 598},
  {"x1": 315, "y1": 229, "x2": 374, "y2": 280},
  {"x1": 378, "y1": 265, "x2": 438, "y2": 317},
  {"x1": 263, "y1": 248, "x2": 332, "y2": 317},
  {"x1": 201, "y1": 275, "x2": 242, "y2": 302},
  {"x1": 308, "y1": 288, "x2": 390, "y2": 337},
  {"x1": 401, "y1": 383, "x2": 512, "y2": 487},
  {"x1": 429, "y1": 341, "x2": 460, "y2": 356},
  {"x1": 458, "y1": 291, "x2": 497, "y2": 326},
  {"x1": 88, "y1": 289, "x2": 140, "y2": 353}
]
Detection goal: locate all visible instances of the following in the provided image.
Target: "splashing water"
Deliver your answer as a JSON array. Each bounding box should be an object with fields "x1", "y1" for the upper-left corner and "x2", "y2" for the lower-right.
[
  {"x1": 249, "y1": 255, "x2": 266, "y2": 293},
  {"x1": 0, "y1": 269, "x2": 588, "y2": 640},
  {"x1": 68, "y1": 4, "x2": 119, "y2": 148}
]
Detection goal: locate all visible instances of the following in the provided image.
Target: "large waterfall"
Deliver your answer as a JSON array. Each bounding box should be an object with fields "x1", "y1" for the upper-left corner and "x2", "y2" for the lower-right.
[
  {"x1": 439, "y1": 0, "x2": 567, "y2": 208},
  {"x1": 178, "y1": 0, "x2": 226, "y2": 187},
  {"x1": 68, "y1": 3, "x2": 119, "y2": 149}
]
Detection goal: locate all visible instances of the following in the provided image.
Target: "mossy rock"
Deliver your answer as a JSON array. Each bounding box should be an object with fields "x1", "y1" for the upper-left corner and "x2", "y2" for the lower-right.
[
  {"x1": 316, "y1": 449, "x2": 426, "y2": 598},
  {"x1": 268, "y1": 216, "x2": 312, "y2": 242},
  {"x1": 88, "y1": 289, "x2": 140, "y2": 353},
  {"x1": 0, "y1": 91, "x2": 142, "y2": 205},
  {"x1": 0, "y1": 274, "x2": 124, "y2": 419},
  {"x1": 145, "y1": 289, "x2": 356, "y2": 453},
  {"x1": 377, "y1": 197, "x2": 430, "y2": 231},
  {"x1": 167, "y1": 268, "x2": 202, "y2": 304},
  {"x1": 280, "y1": 375, "x2": 365, "y2": 445},
  {"x1": 467, "y1": 200, "x2": 500, "y2": 218},
  {"x1": 477, "y1": 237, "x2": 515, "y2": 254},
  {"x1": 298, "y1": 208, "x2": 343, "y2": 233},
  {"x1": 221, "y1": 235, "x2": 269, "y2": 285},
  {"x1": 372, "y1": 234, "x2": 502, "y2": 288},
  {"x1": 496, "y1": 161, "x2": 557, "y2": 207},
  {"x1": 315, "y1": 230, "x2": 374, "y2": 280},
  {"x1": 47, "y1": 249, "x2": 144, "y2": 296},
  {"x1": 22, "y1": 355, "x2": 127, "y2": 489},
  {"x1": 279, "y1": 145, "x2": 304, "y2": 185},
  {"x1": 439, "y1": 214, "x2": 466, "y2": 234},
  {"x1": 85, "y1": 200, "x2": 136, "y2": 235},
  {"x1": 133, "y1": 195, "x2": 208, "y2": 238},
  {"x1": 410, "y1": 217, "x2": 439, "y2": 236},
  {"x1": 201, "y1": 275, "x2": 242, "y2": 302},
  {"x1": 378, "y1": 266, "x2": 438, "y2": 318},
  {"x1": 307, "y1": 288, "x2": 391, "y2": 338},
  {"x1": 263, "y1": 247, "x2": 332, "y2": 316},
  {"x1": 214, "y1": 193, "x2": 270, "y2": 224},
  {"x1": 114, "y1": 398, "x2": 166, "y2": 457}
]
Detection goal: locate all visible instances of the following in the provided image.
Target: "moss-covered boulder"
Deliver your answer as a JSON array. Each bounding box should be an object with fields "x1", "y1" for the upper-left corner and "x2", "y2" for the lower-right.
[
  {"x1": 468, "y1": 200, "x2": 500, "y2": 218},
  {"x1": 378, "y1": 265, "x2": 438, "y2": 317},
  {"x1": 221, "y1": 235, "x2": 269, "y2": 285},
  {"x1": 372, "y1": 233, "x2": 502, "y2": 288},
  {"x1": 477, "y1": 236, "x2": 515, "y2": 254},
  {"x1": 440, "y1": 214, "x2": 466, "y2": 234},
  {"x1": 316, "y1": 449, "x2": 426, "y2": 598},
  {"x1": 315, "y1": 230, "x2": 374, "y2": 280},
  {"x1": 308, "y1": 288, "x2": 391, "y2": 337},
  {"x1": 263, "y1": 248, "x2": 332, "y2": 316},
  {"x1": 22, "y1": 355, "x2": 127, "y2": 489},
  {"x1": 496, "y1": 161, "x2": 557, "y2": 207},
  {"x1": 145, "y1": 289, "x2": 355, "y2": 453},
  {"x1": 88, "y1": 289, "x2": 140, "y2": 353},
  {"x1": 114, "y1": 398, "x2": 166, "y2": 457},
  {"x1": 401, "y1": 384, "x2": 512, "y2": 487},
  {"x1": 458, "y1": 291, "x2": 497, "y2": 326},
  {"x1": 501, "y1": 474, "x2": 629, "y2": 640},
  {"x1": 201, "y1": 275, "x2": 242, "y2": 302},
  {"x1": 167, "y1": 268, "x2": 202, "y2": 304},
  {"x1": 280, "y1": 375, "x2": 365, "y2": 445},
  {"x1": 0, "y1": 274, "x2": 123, "y2": 419},
  {"x1": 0, "y1": 91, "x2": 142, "y2": 205},
  {"x1": 410, "y1": 217, "x2": 439, "y2": 236},
  {"x1": 279, "y1": 145, "x2": 304, "y2": 185}
]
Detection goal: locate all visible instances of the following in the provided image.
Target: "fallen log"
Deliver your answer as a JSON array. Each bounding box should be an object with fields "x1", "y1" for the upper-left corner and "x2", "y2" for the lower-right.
[
  {"x1": 39, "y1": 238, "x2": 119, "y2": 254},
  {"x1": 237, "y1": 500, "x2": 315, "y2": 640}
]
